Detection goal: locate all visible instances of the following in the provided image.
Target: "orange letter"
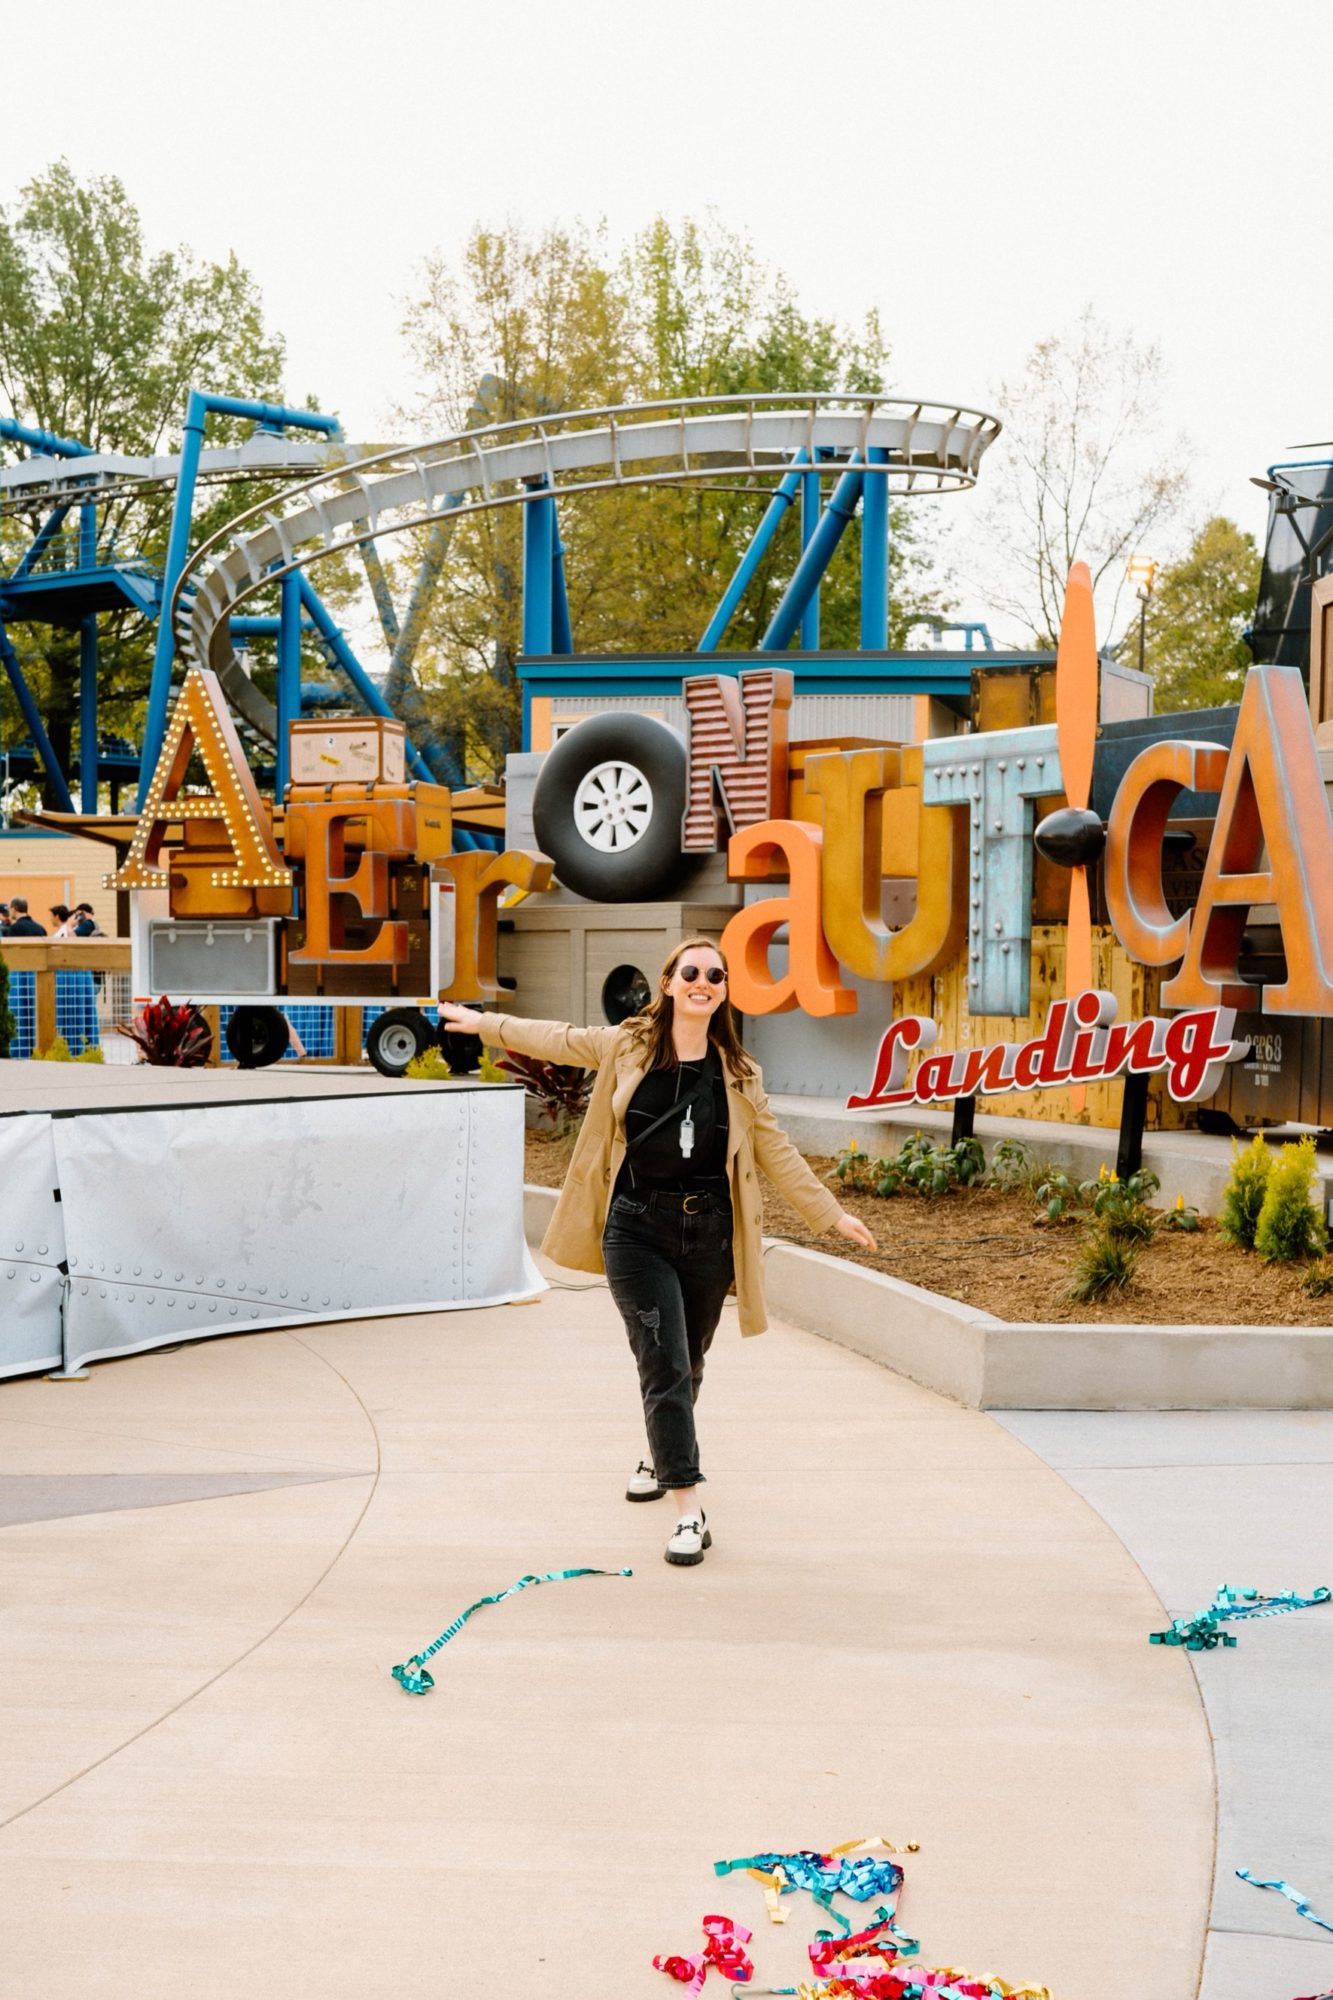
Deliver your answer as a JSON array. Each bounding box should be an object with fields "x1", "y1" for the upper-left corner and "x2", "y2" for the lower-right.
[
  {"x1": 433, "y1": 850, "x2": 554, "y2": 1001},
  {"x1": 288, "y1": 799, "x2": 415, "y2": 966},
  {"x1": 804, "y1": 744, "x2": 967, "y2": 980},
  {"x1": 1104, "y1": 740, "x2": 1229, "y2": 966},
  {"x1": 721, "y1": 821, "x2": 857, "y2": 1017},
  {"x1": 1162, "y1": 668, "x2": 1333, "y2": 1014},
  {"x1": 111, "y1": 665, "x2": 290, "y2": 897}
]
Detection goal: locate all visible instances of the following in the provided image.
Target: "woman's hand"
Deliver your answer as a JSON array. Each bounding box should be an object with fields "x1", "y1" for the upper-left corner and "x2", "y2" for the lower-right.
[
  {"x1": 438, "y1": 1001, "x2": 486, "y2": 1035},
  {"x1": 834, "y1": 1210, "x2": 877, "y2": 1252}
]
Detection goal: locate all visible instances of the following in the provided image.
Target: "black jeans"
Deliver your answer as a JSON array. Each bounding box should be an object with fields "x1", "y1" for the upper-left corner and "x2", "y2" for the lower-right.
[{"x1": 602, "y1": 1189, "x2": 735, "y2": 1490}]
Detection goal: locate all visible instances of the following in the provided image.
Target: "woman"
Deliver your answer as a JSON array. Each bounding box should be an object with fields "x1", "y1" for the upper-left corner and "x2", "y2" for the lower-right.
[{"x1": 440, "y1": 936, "x2": 876, "y2": 1568}]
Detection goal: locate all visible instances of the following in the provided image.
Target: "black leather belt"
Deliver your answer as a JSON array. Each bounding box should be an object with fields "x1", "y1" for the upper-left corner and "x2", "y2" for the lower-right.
[{"x1": 636, "y1": 1188, "x2": 731, "y2": 1215}]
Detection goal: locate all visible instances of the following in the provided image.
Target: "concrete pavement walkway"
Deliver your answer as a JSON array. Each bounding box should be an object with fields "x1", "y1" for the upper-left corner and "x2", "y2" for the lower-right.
[
  {"x1": 1, "y1": 1277, "x2": 1214, "y2": 1999},
  {"x1": 1000, "y1": 1411, "x2": 1333, "y2": 2000}
]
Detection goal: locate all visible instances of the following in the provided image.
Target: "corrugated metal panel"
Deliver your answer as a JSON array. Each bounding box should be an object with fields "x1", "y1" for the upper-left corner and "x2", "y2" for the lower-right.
[
  {"x1": 788, "y1": 693, "x2": 917, "y2": 743},
  {"x1": 550, "y1": 691, "x2": 919, "y2": 742}
]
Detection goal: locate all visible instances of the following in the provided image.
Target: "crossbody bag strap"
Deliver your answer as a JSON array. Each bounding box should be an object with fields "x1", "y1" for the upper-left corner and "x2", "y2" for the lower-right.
[{"x1": 625, "y1": 1071, "x2": 714, "y2": 1153}]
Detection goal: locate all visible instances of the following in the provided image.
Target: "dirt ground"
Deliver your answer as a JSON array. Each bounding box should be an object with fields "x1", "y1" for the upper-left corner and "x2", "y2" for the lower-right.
[{"x1": 523, "y1": 1125, "x2": 1332, "y2": 1327}]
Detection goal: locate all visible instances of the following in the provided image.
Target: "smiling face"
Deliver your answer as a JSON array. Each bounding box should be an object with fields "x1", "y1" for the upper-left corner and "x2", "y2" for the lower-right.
[{"x1": 663, "y1": 942, "x2": 729, "y2": 1024}]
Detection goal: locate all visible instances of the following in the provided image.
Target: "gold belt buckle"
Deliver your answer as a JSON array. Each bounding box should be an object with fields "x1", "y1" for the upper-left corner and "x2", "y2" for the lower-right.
[{"x1": 682, "y1": 1193, "x2": 703, "y2": 1214}]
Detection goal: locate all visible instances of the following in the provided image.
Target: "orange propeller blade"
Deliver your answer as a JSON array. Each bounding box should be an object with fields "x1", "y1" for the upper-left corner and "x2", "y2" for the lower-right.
[{"x1": 1055, "y1": 561, "x2": 1097, "y2": 814}]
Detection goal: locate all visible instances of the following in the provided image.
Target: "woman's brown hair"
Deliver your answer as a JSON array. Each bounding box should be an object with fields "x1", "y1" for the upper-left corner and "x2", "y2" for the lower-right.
[{"x1": 623, "y1": 935, "x2": 755, "y2": 1077}]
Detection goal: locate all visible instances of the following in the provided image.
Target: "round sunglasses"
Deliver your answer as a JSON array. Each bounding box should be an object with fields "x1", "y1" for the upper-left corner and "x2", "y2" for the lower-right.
[{"x1": 677, "y1": 963, "x2": 727, "y2": 986}]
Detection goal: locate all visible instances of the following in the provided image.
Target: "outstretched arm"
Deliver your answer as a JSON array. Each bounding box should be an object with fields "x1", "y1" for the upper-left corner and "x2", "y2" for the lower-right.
[
  {"x1": 751, "y1": 1087, "x2": 878, "y2": 1252},
  {"x1": 438, "y1": 1002, "x2": 619, "y2": 1070}
]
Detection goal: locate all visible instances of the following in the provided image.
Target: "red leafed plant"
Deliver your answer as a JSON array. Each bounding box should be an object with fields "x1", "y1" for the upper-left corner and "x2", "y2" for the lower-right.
[
  {"x1": 496, "y1": 1052, "x2": 593, "y2": 1128},
  {"x1": 117, "y1": 996, "x2": 213, "y2": 1067}
]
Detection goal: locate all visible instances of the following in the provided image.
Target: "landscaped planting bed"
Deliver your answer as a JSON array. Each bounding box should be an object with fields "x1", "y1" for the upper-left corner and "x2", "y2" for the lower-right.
[{"x1": 523, "y1": 1127, "x2": 1333, "y2": 1327}]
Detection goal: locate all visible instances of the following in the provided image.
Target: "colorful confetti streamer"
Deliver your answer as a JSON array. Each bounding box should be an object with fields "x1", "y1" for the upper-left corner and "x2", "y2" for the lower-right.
[
  {"x1": 1235, "y1": 1869, "x2": 1333, "y2": 1935},
  {"x1": 1149, "y1": 1584, "x2": 1329, "y2": 1651},
  {"x1": 654, "y1": 1914, "x2": 754, "y2": 1993},
  {"x1": 715, "y1": 1838, "x2": 914, "y2": 1933},
  {"x1": 390, "y1": 1565, "x2": 631, "y2": 1693}
]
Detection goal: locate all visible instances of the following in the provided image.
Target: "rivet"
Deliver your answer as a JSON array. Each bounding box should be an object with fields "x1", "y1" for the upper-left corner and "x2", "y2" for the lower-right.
[
  {"x1": 992, "y1": 819, "x2": 1002, "y2": 832},
  {"x1": 998, "y1": 761, "x2": 1007, "y2": 772},
  {"x1": 1016, "y1": 757, "x2": 1025, "y2": 769},
  {"x1": 1001, "y1": 943, "x2": 1011, "y2": 954}
]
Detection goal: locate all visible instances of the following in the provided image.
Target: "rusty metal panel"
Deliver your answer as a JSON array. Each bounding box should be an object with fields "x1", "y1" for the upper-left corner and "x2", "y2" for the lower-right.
[{"x1": 1207, "y1": 1011, "x2": 1306, "y2": 1128}]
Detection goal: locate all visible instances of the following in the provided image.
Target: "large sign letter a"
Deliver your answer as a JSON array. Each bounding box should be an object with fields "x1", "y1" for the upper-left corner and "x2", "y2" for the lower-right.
[{"x1": 111, "y1": 666, "x2": 291, "y2": 893}]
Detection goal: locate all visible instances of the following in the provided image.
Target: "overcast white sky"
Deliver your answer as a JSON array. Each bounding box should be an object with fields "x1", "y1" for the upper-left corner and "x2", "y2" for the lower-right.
[{"x1": 3, "y1": 0, "x2": 1330, "y2": 641}]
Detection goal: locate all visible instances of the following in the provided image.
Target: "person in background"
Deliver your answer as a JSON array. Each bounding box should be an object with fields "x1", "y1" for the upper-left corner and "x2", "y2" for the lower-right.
[
  {"x1": 72, "y1": 903, "x2": 103, "y2": 938},
  {"x1": 2, "y1": 897, "x2": 47, "y2": 937},
  {"x1": 441, "y1": 935, "x2": 876, "y2": 1569},
  {"x1": 48, "y1": 904, "x2": 76, "y2": 938},
  {"x1": 0, "y1": 902, "x2": 9, "y2": 929}
]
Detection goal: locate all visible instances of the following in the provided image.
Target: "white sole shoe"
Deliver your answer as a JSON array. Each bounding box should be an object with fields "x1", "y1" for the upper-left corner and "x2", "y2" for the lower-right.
[
  {"x1": 626, "y1": 1459, "x2": 665, "y2": 1502},
  {"x1": 665, "y1": 1513, "x2": 711, "y2": 1566}
]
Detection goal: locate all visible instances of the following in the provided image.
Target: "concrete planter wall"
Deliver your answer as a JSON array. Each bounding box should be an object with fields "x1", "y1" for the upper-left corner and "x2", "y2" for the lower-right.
[{"x1": 522, "y1": 1184, "x2": 1333, "y2": 1411}]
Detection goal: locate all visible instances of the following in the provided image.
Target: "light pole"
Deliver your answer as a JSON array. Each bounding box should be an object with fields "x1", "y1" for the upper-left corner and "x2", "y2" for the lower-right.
[{"x1": 1127, "y1": 552, "x2": 1158, "y2": 674}]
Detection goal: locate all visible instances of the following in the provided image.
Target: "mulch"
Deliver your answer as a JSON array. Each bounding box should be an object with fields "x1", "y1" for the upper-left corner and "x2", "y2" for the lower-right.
[{"x1": 523, "y1": 1125, "x2": 1332, "y2": 1327}]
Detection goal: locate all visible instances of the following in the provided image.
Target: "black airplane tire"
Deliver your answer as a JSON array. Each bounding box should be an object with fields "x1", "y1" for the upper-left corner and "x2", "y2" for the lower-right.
[{"x1": 532, "y1": 713, "x2": 705, "y2": 902}]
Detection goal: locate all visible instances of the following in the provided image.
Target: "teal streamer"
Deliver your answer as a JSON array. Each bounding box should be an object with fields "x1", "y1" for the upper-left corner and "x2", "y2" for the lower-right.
[
  {"x1": 1236, "y1": 1869, "x2": 1333, "y2": 1935},
  {"x1": 1149, "y1": 1584, "x2": 1330, "y2": 1651},
  {"x1": 391, "y1": 1566, "x2": 632, "y2": 1694}
]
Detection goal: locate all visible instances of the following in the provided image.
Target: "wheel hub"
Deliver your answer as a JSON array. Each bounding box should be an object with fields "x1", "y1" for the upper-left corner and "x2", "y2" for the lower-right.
[{"x1": 572, "y1": 760, "x2": 654, "y2": 853}]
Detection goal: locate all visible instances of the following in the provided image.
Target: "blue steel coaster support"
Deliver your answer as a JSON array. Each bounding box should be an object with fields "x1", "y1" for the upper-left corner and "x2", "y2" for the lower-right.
[
  {"x1": 860, "y1": 446, "x2": 889, "y2": 650},
  {"x1": 759, "y1": 460, "x2": 864, "y2": 652},
  {"x1": 12, "y1": 504, "x2": 72, "y2": 579},
  {"x1": 697, "y1": 450, "x2": 807, "y2": 653},
  {"x1": 0, "y1": 418, "x2": 93, "y2": 460},
  {"x1": 0, "y1": 622, "x2": 75, "y2": 812},
  {"x1": 276, "y1": 570, "x2": 302, "y2": 797},
  {"x1": 79, "y1": 622, "x2": 99, "y2": 812},
  {"x1": 800, "y1": 460, "x2": 822, "y2": 650},
  {"x1": 296, "y1": 577, "x2": 435, "y2": 784},
  {"x1": 138, "y1": 392, "x2": 341, "y2": 808},
  {"x1": 551, "y1": 503, "x2": 573, "y2": 654},
  {"x1": 77, "y1": 503, "x2": 99, "y2": 811},
  {"x1": 522, "y1": 483, "x2": 555, "y2": 657}
]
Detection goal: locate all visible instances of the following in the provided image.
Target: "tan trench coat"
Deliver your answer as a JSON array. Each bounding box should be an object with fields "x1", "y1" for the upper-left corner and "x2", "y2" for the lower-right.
[{"x1": 478, "y1": 1013, "x2": 844, "y2": 1335}]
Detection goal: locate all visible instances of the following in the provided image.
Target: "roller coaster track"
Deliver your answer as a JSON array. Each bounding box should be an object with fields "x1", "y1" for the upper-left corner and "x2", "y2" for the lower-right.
[
  {"x1": 0, "y1": 433, "x2": 365, "y2": 513},
  {"x1": 169, "y1": 393, "x2": 1000, "y2": 745}
]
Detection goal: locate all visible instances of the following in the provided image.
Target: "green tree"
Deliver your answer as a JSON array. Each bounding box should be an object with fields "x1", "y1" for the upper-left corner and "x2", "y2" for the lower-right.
[
  {"x1": 966, "y1": 308, "x2": 1189, "y2": 645},
  {"x1": 1129, "y1": 516, "x2": 1260, "y2": 711},
  {"x1": 397, "y1": 216, "x2": 950, "y2": 778},
  {"x1": 0, "y1": 161, "x2": 293, "y2": 804}
]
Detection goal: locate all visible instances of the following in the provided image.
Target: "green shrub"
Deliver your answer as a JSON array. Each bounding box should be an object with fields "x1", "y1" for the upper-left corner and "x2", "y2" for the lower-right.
[
  {"x1": 1302, "y1": 1258, "x2": 1333, "y2": 1299},
  {"x1": 830, "y1": 1139, "x2": 877, "y2": 1192},
  {"x1": 1035, "y1": 1167, "x2": 1080, "y2": 1222},
  {"x1": 74, "y1": 1044, "x2": 105, "y2": 1064},
  {"x1": 1254, "y1": 1136, "x2": 1326, "y2": 1264},
  {"x1": 988, "y1": 1136, "x2": 1041, "y2": 1195},
  {"x1": 1219, "y1": 1135, "x2": 1272, "y2": 1249},
  {"x1": 477, "y1": 1048, "x2": 507, "y2": 1083},
  {"x1": 0, "y1": 946, "x2": 13, "y2": 1059},
  {"x1": 405, "y1": 1045, "x2": 453, "y2": 1081},
  {"x1": 1079, "y1": 1166, "x2": 1160, "y2": 1245},
  {"x1": 1066, "y1": 1227, "x2": 1141, "y2": 1302},
  {"x1": 34, "y1": 1034, "x2": 75, "y2": 1062}
]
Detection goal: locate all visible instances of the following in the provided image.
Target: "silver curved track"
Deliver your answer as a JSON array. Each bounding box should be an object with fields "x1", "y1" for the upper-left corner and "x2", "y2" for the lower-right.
[{"x1": 170, "y1": 394, "x2": 1000, "y2": 744}]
